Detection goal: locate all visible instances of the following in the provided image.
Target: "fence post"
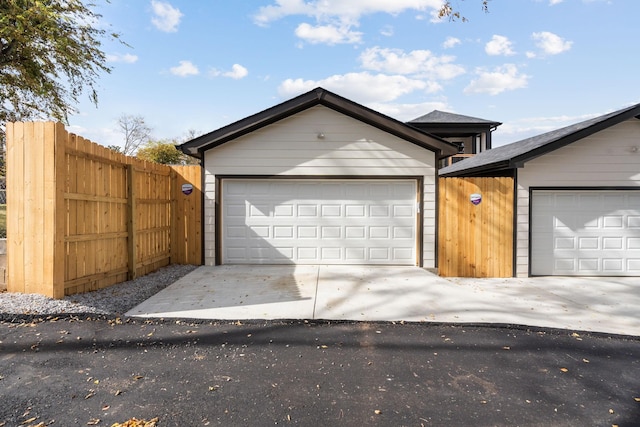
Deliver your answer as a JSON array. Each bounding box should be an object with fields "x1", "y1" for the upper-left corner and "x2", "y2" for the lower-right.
[
  {"x1": 127, "y1": 165, "x2": 137, "y2": 280},
  {"x1": 170, "y1": 168, "x2": 177, "y2": 263},
  {"x1": 7, "y1": 122, "x2": 66, "y2": 298},
  {"x1": 50, "y1": 123, "x2": 66, "y2": 297}
]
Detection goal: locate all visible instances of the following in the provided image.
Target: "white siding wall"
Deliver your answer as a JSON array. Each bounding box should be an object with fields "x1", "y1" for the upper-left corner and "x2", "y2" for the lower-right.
[
  {"x1": 516, "y1": 118, "x2": 640, "y2": 276},
  {"x1": 203, "y1": 105, "x2": 438, "y2": 267}
]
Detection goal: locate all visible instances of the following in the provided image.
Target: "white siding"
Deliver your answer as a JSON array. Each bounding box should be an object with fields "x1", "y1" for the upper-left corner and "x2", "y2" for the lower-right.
[
  {"x1": 203, "y1": 105, "x2": 438, "y2": 267},
  {"x1": 516, "y1": 118, "x2": 640, "y2": 276}
]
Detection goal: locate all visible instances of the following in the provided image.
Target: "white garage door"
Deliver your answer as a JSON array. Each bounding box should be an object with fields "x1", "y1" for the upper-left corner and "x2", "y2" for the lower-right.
[
  {"x1": 221, "y1": 179, "x2": 418, "y2": 265},
  {"x1": 531, "y1": 190, "x2": 640, "y2": 276}
]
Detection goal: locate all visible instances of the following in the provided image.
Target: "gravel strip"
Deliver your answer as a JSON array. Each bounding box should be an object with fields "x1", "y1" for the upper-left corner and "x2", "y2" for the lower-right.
[{"x1": 0, "y1": 264, "x2": 198, "y2": 316}]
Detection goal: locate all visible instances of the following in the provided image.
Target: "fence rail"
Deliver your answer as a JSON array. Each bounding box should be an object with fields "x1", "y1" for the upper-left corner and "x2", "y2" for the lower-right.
[{"x1": 6, "y1": 122, "x2": 201, "y2": 298}]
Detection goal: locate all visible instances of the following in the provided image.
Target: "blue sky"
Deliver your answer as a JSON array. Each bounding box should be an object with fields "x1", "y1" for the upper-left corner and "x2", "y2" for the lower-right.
[{"x1": 68, "y1": 0, "x2": 640, "y2": 149}]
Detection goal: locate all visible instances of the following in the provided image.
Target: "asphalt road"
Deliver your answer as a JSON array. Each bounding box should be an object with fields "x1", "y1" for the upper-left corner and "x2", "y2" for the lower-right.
[{"x1": 1, "y1": 315, "x2": 639, "y2": 426}]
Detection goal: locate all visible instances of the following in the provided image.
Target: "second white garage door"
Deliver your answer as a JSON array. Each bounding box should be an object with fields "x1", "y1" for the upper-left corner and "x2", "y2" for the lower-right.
[
  {"x1": 221, "y1": 179, "x2": 418, "y2": 265},
  {"x1": 531, "y1": 190, "x2": 640, "y2": 276}
]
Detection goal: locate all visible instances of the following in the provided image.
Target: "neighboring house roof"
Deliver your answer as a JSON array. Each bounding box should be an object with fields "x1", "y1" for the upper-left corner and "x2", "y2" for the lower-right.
[
  {"x1": 409, "y1": 110, "x2": 501, "y2": 128},
  {"x1": 179, "y1": 87, "x2": 459, "y2": 159},
  {"x1": 440, "y1": 102, "x2": 640, "y2": 177}
]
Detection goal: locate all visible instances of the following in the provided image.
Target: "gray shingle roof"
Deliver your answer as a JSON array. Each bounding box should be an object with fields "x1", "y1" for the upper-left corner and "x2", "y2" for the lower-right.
[
  {"x1": 409, "y1": 110, "x2": 501, "y2": 126},
  {"x1": 440, "y1": 102, "x2": 640, "y2": 177}
]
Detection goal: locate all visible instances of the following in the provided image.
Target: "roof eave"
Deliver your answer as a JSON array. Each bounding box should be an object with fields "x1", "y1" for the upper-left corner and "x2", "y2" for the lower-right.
[
  {"x1": 178, "y1": 89, "x2": 326, "y2": 159},
  {"x1": 511, "y1": 105, "x2": 640, "y2": 167},
  {"x1": 179, "y1": 87, "x2": 459, "y2": 159},
  {"x1": 439, "y1": 160, "x2": 512, "y2": 177}
]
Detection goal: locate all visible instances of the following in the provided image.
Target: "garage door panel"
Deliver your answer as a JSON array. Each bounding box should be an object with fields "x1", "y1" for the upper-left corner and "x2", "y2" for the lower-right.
[
  {"x1": 370, "y1": 205, "x2": 390, "y2": 217},
  {"x1": 603, "y1": 237, "x2": 623, "y2": 249},
  {"x1": 628, "y1": 216, "x2": 640, "y2": 228},
  {"x1": 578, "y1": 237, "x2": 598, "y2": 249},
  {"x1": 370, "y1": 227, "x2": 389, "y2": 239},
  {"x1": 345, "y1": 205, "x2": 365, "y2": 217},
  {"x1": 320, "y1": 247, "x2": 342, "y2": 260},
  {"x1": 531, "y1": 190, "x2": 640, "y2": 276},
  {"x1": 555, "y1": 236, "x2": 575, "y2": 249},
  {"x1": 250, "y1": 226, "x2": 270, "y2": 238},
  {"x1": 628, "y1": 259, "x2": 640, "y2": 272},
  {"x1": 321, "y1": 204, "x2": 341, "y2": 216},
  {"x1": 226, "y1": 204, "x2": 246, "y2": 217},
  {"x1": 603, "y1": 259, "x2": 624, "y2": 272},
  {"x1": 345, "y1": 226, "x2": 365, "y2": 239},
  {"x1": 274, "y1": 205, "x2": 294, "y2": 216},
  {"x1": 222, "y1": 179, "x2": 417, "y2": 265},
  {"x1": 629, "y1": 238, "x2": 640, "y2": 249}
]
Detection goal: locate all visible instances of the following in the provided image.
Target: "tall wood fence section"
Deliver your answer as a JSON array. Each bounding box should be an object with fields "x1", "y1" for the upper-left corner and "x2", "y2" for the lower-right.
[
  {"x1": 438, "y1": 177, "x2": 514, "y2": 277},
  {"x1": 6, "y1": 122, "x2": 202, "y2": 298}
]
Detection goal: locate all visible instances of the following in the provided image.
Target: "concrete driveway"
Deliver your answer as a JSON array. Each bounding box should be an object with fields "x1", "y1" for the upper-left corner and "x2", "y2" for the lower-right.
[{"x1": 126, "y1": 265, "x2": 640, "y2": 336}]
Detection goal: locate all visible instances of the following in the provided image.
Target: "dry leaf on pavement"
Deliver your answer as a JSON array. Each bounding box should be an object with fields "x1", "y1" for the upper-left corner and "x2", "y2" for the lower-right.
[{"x1": 110, "y1": 417, "x2": 159, "y2": 427}]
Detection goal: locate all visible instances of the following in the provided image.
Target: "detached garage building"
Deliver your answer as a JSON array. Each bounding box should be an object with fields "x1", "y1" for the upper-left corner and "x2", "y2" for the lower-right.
[
  {"x1": 180, "y1": 87, "x2": 457, "y2": 268},
  {"x1": 441, "y1": 102, "x2": 640, "y2": 277}
]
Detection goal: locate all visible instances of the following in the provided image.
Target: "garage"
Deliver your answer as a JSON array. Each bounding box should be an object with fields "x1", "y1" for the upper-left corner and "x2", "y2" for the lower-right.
[
  {"x1": 531, "y1": 190, "x2": 640, "y2": 276},
  {"x1": 179, "y1": 87, "x2": 457, "y2": 268},
  {"x1": 440, "y1": 100, "x2": 640, "y2": 277},
  {"x1": 221, "y1": 178, "x2": 418, "y2": 265}
]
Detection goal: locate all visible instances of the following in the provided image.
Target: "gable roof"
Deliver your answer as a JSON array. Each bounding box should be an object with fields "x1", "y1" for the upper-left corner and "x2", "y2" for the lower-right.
[
  {"x1": 440, "y1": 102, "x2": 640, "y2": 177},
  {"x1": 179, "y1": 87, "x2": 458, "y2": 159},
  {"x1": 409, "y1": 110, "x2": 501, "y2": 127}
]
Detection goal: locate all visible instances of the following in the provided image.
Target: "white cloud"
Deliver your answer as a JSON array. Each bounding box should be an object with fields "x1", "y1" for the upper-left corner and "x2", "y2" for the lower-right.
[
  {"x1": 106, "y1": 53, "x2": 139, "y2": 64},
  {"x1": 443, "y1": 36, "x2": 461, "y2": 49},
  {"x1": 359, "y1": 47, "x2": 465, "y2": 80},
  {"x1": 151, "y1": 0, "x2": 183, "y2": 33},
  {"x1": 170, "y1": 60, "x2": 199, "y2": 77},
  {"x1": 423, "y1": 81, "x2": 443, "y2": 93},
  {"x1": 253, "y1": 0, "x2": 444, "y2": 44},
  {"x1": 549, "y1": 0, "x2": 564, "y2": 5},
  {"x1": 211, "y1": 64, "x2": 249, "y2": 80},
  {"x1": 226, "y1": 64, "x2": 249, "y2": 79},
  {"x1": 532, "y1": 31, "x2": 573, "y2": 55},
  {"x1": 295, "y1": 22, "x2": 362, "y2": 44},
  {"x1": 254, "y1": 0, "x2": 444, "y2": 25},
  {"x1": 253, "y1": 0, "x2": 313, "y2": 26},
  {"x1": 464, "y1": 64, "x2": 529, "y2": 95},
  {"x1": 380, "y1": 25, "x2": 394, "y2": 37},
  {"x1": 278, "y1": 72, "x2": 427, "y2": 103},
  {"x1": 485, "y1": 35, "x2": 515, "y2": 56}
]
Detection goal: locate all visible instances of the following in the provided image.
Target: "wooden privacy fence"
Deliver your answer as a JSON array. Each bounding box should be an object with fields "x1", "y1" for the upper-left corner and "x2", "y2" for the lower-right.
[
  {"x1": 438, "y1": 177, "x2": 514, "y2": 277},
  {"x1": 6, "y1": 122, "x2": 202, "y2": 298}
]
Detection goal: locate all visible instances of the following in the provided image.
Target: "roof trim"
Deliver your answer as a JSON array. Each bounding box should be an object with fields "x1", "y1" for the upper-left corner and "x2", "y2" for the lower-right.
[{"x1": 179, "y1": 87, "x2": 458, "y2": 159}]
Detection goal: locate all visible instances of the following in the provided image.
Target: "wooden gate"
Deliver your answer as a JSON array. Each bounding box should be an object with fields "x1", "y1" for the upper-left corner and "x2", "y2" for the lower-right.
[{"x1": 438, "y1": 177, "x2": 514, "y2": 277}]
